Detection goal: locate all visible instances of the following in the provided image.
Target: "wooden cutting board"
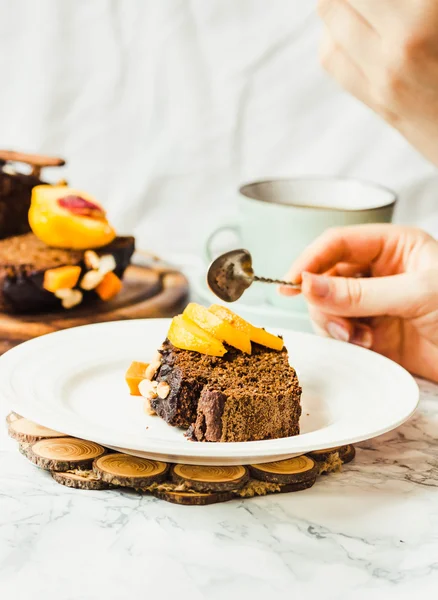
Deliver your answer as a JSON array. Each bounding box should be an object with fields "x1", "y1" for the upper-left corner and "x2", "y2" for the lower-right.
[{"x1": 0, "y1": 262, "x2": 189, "y2": 354}]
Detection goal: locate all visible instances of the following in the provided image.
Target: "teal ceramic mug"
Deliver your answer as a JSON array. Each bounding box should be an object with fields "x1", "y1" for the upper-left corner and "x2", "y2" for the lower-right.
[{"x1": 205, "y1": 177, "x2": 397, "y2": 311}]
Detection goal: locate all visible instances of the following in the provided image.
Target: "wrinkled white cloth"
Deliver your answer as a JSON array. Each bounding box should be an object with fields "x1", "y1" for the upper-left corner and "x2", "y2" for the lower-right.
[{"x1": 1, "y1": 0, "x2": 437, "y2": 261}]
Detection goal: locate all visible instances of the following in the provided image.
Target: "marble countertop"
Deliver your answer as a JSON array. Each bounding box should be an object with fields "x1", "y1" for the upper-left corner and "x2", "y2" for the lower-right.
[{"x1": 1, "y1": 379, "x2": 438, "y2": 600}]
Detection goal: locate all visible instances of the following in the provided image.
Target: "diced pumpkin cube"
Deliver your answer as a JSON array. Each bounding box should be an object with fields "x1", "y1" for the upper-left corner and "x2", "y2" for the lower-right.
[
  {"x1": 183, "y1": 303, "x2": 251, "y2": 354},
  {"x1": 96, "y1": 271, "x2": 123, "y2": 301},
  {"x1": 209, "y1": 304, "x2": 284, "y2": 351},
  {"x1": 125, "y1": 361, "x2": 149, "y2": 396},
  {"x1": 168, "y1": 315, "x2": 227, "y2": 357},
  {"x1": 43, "y1": 265, "x2": 81, "y2": 293}
]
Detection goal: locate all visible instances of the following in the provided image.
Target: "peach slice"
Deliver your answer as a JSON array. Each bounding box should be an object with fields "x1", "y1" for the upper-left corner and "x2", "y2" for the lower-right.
[
  {"x1": 209, "y1": 304, "x2": 284, "y2": 351},
  {"x1": 29, "y1": 185, "x2": 116, "y2": 250},
  {"x1": 125, "y1": 361, "x2": 149, "y2": 396},
  {"x1": 95, "y1": 272, "x2": 123, "y2": 301},
  {"x1": 43, "y1": 265, "x2": 81, "y2": 292},
  {"x1": 183, "y1": 303, "x2": 251, "y2": 354},
  {"x1": 167, "y1": 315, "x2": 227, "y2": 357}
]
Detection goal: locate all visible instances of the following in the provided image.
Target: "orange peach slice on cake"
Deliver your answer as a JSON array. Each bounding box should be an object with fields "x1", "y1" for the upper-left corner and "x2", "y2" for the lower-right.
[
  {"x1": 168, "y1": 315, "x2": 227, "y2": 357},
  {"x1": 209, "y1": 304, "x2": 284, "y2": 351},
  {"x1": 183, "y1": 303, "x2": 251, "y2": 354},
  {"x1": 29, "y1": 185, "x2": 116, "y2": 249}
]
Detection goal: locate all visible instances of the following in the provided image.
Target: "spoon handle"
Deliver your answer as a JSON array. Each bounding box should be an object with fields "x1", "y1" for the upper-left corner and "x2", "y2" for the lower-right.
[{"x1": 254, "y1": 275, "x2": 301, "y2": 289}]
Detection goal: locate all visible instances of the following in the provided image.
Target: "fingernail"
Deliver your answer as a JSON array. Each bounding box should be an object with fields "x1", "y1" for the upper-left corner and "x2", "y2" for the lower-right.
[
  {"x1": 278, "y1": 285, "x2": 300, "y2": 296},
  {"x1": 352, "y1": 327, "x2": 373, "y2": 349},
  {"x1": 327, "y1": 321, "x2": 350, "y2": 342},
  {"x1": 304, "y1": 273, "x2": 330, "y2": 298}
]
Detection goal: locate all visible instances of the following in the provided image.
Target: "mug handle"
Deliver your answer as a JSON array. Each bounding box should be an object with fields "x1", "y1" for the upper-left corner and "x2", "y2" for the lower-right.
[{"x1": 204, "y1": 221, "x2": 241, "y2": 263}]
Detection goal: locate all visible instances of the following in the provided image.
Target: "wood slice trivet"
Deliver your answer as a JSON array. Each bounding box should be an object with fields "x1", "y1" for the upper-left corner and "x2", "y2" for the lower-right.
[
  {"x1": 24, "y1": 438, "x2": 106, "y2": 471},
  {"x1": 308, "y1": 445, "x2": 355, "y2": 464},
  {"x1": 9, "y1": 416, "x2": 356, "y2": 505},
  {"x1": 93, "y1": 454, "x2": 169, "y2": 489},
  {"x1": 51, "y1": 470, "x2": 109, "y2": 490},
  {"x1": 171, "y1": 464, "x2": 249, "y2": 493},
  {"x1": 249, "y1": 456, "x2": 318, "y2": 485},
  {"x1": 0, "y1": 262, "x2": 189, "y2": 355},
  {"x1": 153, "y1": 489, "x2": 234, "y2": 506},
  {"x1": 8, "y1": 417, "x2": 66, "y2": 443}
]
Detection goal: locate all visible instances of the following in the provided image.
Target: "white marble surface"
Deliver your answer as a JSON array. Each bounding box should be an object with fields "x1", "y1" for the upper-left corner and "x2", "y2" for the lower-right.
[{"x1": 1, "y1": 379, "x2": 438, "y2": 600}]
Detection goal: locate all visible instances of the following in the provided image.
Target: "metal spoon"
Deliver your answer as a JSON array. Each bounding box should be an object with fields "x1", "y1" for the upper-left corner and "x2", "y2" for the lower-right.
[{"x1": 207, "y1": 248, "x2": 301, "y2": 303}]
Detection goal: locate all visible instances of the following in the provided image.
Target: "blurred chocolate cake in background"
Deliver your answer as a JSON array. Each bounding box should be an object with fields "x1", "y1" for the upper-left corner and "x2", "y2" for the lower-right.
[{"x1": 0, "y1": 150, "x2": 65, "y2": 239}]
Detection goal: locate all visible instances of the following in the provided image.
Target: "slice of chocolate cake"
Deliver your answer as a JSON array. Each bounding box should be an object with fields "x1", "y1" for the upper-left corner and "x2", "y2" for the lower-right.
[
  {"x1": 150, "y1": 340, "x2": 302, "y2": 442},
  {"x1": 0, "y1": 233, "x2": 134, "y2": 312}
]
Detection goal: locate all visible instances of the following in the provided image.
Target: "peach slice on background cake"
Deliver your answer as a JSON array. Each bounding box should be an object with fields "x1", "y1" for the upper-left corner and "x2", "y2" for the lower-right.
[
  {"x1": 168, "y1": 315, "x2": 227, "y2": 357},
  {"x1": 29, "y1": 185, "x2": 116, "y2": 249},
  {"x1": 183, "y1": 303, "x2": 251, "y2": 354},
  {"x1": 209, "y1": 304, "x2": 284, "y2": 351}
]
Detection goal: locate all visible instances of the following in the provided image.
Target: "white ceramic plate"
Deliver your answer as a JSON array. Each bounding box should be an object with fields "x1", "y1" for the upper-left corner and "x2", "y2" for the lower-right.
[{"x1": 0, "y1": 319, "x2": 419, "y2": 465}]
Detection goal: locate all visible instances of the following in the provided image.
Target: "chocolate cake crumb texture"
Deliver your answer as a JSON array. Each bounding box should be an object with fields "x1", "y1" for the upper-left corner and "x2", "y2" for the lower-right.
[{"x1": 151, "y1": 340, "x2": 302, "y2": 442}]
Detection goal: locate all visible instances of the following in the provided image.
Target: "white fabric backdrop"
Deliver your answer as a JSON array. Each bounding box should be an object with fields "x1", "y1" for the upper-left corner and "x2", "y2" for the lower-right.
[{"x1": 1, "y1": 0, "x2": 438, "y2": 260}]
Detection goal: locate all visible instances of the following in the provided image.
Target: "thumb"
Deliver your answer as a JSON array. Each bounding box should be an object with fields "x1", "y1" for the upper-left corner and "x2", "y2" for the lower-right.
[{"x1": 301, "y1": 271, "x2": 435, "y2": 318}]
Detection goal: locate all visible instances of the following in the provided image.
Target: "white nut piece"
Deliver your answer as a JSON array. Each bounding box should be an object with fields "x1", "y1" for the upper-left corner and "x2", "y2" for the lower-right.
[
  {"x1": 80, "y1": 270, "x2": 104, "y2": 291},
  {"x1": 143, "y1": 397, "x2": 157, "y2": 416},
  {"x1": 152, "y1": 351, "x2": 162, "y2": 363},
  {"x1": 157, "y1": 381, "x2": 170, "y2": 399},
  {"x1": 145, "y1": 361, "x2": 161, "y2": 381},
  {"x1": 139, "y1": 379, "x2": 158, "y2": 399},
  {"x1": 84, "y1": 250, "x2": 101, "y2": 270},
  {"x1": 55, "y1": 288, "x2": 83, "y2": 309},
  {"x1": 54, "y1": 288, "x2": 73, "y2": 299},
  {"x1": 98, "y1": 254, "x2": 116, "y2": 275}
]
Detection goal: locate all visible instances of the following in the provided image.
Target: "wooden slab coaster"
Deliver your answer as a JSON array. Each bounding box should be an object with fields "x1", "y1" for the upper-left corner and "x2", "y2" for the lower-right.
[
  {"x1": 24, "y1": 438, "x2": 106, "y2": 471},
  {"x1": 153, "y1": 489, "x2": 234, "y2": 506},
  {"x1": 249, "y1": 455, "x2": 318, "y2": 485},
  {"x1": 308, "y1": 445, "x2": 355, "y2": 464},
  {"x1": 5, "y1": 412, "x2": 22, "y2": 425},
  {"x1": 171, "y1": 464, "x2": 249, "y2": 493},
  {"x1": 93, "y1": 454, "x2": 169, "y2": 489},
  {"x1": 8, "y1": 417, "x2": 66, "y2": 444},
  {"x1": 51, "y1": 470, "x2": 109, "y2": 491}
]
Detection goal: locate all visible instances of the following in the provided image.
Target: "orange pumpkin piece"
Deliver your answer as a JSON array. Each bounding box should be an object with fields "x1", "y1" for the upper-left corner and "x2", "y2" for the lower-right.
[
  {"x1": 43, "y1": 265, "x2": 81, "y2": 293},
  {"x1": 125, "y1": 361, "x2": 149, "y2": 396},
  {"x1": 96, "y1": 272, "x2": 123, "y2": 301}
]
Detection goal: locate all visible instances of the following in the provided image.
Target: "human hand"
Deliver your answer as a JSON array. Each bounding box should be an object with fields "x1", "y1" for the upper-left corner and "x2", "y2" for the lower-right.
[
  {"x1": 280, "y1": 224, "x2": 438, "y2": 382},
  {"x1": 318, "y1": 0, "x2": 438, "y2": 166}
]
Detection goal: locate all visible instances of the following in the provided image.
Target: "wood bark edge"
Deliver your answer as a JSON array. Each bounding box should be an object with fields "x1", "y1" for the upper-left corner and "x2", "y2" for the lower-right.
[
  {"x1": 153, "y1": 489, "x2": 234, "y2": 506},
  {"x1": 51, "y1": 470, "x2": 109, "y2": 490}
]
